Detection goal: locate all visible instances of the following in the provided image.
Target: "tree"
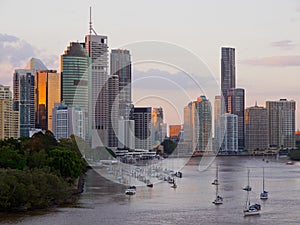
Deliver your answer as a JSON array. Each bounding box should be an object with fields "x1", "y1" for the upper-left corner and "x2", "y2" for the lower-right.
[
  {"x1": 48, "y1": 147, "x2": 83, "y2": 180},
  {"x1": 0, "y1": 146, "x2": 26, "y2": 169},
  {"x1": 161, "y1": 139, "x2": 177, "y2": 155}
]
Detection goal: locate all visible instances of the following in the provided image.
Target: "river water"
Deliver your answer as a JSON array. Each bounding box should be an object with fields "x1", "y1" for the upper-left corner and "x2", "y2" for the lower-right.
[{"x1": 1, "y1": 156, "x2": 300, "y2": 225}]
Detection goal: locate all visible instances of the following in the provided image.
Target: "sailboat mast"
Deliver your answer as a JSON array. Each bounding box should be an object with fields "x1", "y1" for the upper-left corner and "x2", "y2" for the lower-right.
[{"x1": 262, "y1": 167, "x2": 265, "y2": 191}]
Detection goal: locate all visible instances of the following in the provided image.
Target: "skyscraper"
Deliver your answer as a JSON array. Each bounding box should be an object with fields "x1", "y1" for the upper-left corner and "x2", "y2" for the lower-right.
[
  {"x1": 61, "y1": 42, "x2": 89, "y2": 139},
  {"x1": 221, "y1": 113, "x2": 238, "y2": 152},
  {"x1": 85, "y1": 34, "x2": 109, "y2": 147},
  {"x1": 184, "y1": 96, "x2": 212, "y2": 152},
  {"x1": 61, "y1": 42, "x2": 89, "y2": 110},
  {"x1": 221, "y1": 47, "x2": 236, "y2": 112},
  {"x1": 0, "y1": 85, "x2": 19, "y2": 139},
  {"x1": 227, "y1": 88, "x2": 245, "y2": 150},
  {"x1": 214, "y1": 95, "x2": 222, "y2": 150},
  {"x1": 13, "y1": 69, "x2": 35, "y2": 137},
  {"x1": 110, "y1": 49, "x2": 132, "y2": 120},
  {"x1": 194, "y1": 96, "x2": 212, "y2": 151},
  {"x1": 266, "y1": 99, "x2": 296, "y2": 149},
  {"x1": 133, "y1": 107, "x2": 152, "y2": 150},
  {"x1": 152, "y1": 107, "x2": 164, "y2": 145},
  {"x1": 245, "y1": 104, "x2": 268, "y2": 150},
  {"x1": 35, "y1": 70, "x2": 61, "y2": 131},
  {"x1": 107, "y1": 75, "x2": 119, "y2": 147}
]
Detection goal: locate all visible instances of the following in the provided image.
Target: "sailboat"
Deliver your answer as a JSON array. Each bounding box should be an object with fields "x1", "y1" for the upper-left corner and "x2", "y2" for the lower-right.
[
  {"x1": 212, "y1": 165, "x2": 223, "y2": 204},
  {"x1": 211, "y1": 165, "x2": 219, "y2": 185},
  {"x1": 243, "y1": 169, "x2": 261, "y2": 216},
  {"x1": 260, "y1": 167, "x2": 268, "y2": 200},
  {"x1": 243, "y1": 168, "x2": 252, "y2": 191}
]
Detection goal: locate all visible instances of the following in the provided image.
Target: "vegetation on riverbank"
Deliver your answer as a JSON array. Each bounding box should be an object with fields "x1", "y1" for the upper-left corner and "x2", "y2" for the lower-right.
[{"x1": 0, "y1": 132, "x2": 87, "y2": 211}]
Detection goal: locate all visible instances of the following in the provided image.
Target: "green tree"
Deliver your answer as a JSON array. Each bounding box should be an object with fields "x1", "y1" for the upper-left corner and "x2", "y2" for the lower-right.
[
  {"x1": 48, "y1": 147, "x2": 83, "y2": 180},
  {"x1": 0, "y1": 146, "x2": 26, "y2": 169},
  {"x1": 161, "y1": 139, "x2": 177, "y2": 155}
]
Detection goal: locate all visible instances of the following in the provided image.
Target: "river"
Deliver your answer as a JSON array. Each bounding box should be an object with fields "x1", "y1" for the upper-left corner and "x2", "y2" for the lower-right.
[{"x1": 1, "y1": 156, "x2": 300, "y2": 225}]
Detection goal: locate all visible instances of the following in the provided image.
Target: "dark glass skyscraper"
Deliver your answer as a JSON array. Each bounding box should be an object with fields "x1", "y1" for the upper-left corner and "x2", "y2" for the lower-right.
[
  {"x1": 227, "y1": 88, "x2": 245, "y2": 149},
  {"x1": 13, "y1": 69, "x2": 35, "y2": 137},
  {"x1": 221, "y1": 47, "x2": 236, "y2": 112}
]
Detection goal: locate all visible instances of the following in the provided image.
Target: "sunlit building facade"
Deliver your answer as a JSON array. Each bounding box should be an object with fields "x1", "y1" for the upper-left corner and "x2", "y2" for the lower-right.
[{"x1": 35, "y1": 70, "x2": 61, "y2": 131}]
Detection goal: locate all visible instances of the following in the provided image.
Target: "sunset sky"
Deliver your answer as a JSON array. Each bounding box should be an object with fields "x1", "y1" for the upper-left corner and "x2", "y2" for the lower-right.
[{"x1": 0, "y1": 0, "x2": 300, "y2": 129}]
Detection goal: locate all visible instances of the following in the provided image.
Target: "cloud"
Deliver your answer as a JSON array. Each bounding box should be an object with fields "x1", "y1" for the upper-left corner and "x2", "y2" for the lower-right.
[
  {"x1": 0, "y1": 33, "x2": 58, "y2": 86},
  {"x1": 132, "y1": 68, "x2": 216, "y2": 91},
  {"x1": 241, "y1": 55, "x2": 300, "y2": 67},
  {"x1": 270, "y1": 40, "x2": 295, "y2": 50}
]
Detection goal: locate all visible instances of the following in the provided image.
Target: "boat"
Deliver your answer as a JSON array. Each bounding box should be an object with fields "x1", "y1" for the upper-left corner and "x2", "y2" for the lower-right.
[
  {"x1": 286, "y1": 161, "x2": 294, "y2": 165},
  {"x1": 125, "y1": 186, "x2": 136, "y2": 195},
  {"x1": 211, "y1": 166, "x2": 219, "y2": 185},
  {"x1": 212, "y1": 165, "x2": 223, "y2": 205},
  {"x1": 243, "y1": 169, "x2": 260, "y2": 216},
  {"x1": 243, "y1": 169, "x2": 252, "y2": 191},
  {"x1": 260, "y1": 167, "x2": 268, "y2": 200},
  {"x1": 171, "y1": 179, "x2": 177, "y2": 189}
]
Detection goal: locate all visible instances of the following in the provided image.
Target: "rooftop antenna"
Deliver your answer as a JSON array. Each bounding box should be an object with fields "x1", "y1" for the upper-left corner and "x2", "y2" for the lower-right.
[{"x1": 89, "y1": 6, "x2": 98, "y2": 36}]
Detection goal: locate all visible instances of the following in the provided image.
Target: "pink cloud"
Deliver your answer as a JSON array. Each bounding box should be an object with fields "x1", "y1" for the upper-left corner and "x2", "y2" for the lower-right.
[
  {"x1": 271, "y1": 40, "x2": 295, "y2": 50},
  {"x1": 241, "y1": 55, "x2": 300, "y2": 67}
]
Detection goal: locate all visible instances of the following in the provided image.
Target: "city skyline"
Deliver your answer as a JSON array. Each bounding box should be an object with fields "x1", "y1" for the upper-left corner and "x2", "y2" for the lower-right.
[{"x1": 0, "y1": 0, "x2": 300, "y2": 129}]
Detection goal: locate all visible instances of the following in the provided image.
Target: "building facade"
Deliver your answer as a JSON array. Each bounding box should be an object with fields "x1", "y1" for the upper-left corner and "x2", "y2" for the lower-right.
[
  {"x1": 52, "y1": 102, "x2": 85, "y2": 140},
  {"x1": 266, "y1": 99, "x2": 296, "y2": 149},
  {"x1": 227, "y1": 88, "x2": 245, "y2": 150},
  {"x1": 152, "y1": 107, "x2": 164, "y2": 145},
  {"x1": 133, "y1": 107, "x2": 152, "y2": 150},
  {"x1": 221, "y1": 47, "x2": 236, "y2": 112},
  {"x1": 245, "y1": 105, "x2": 268, "y2": 150},
  {"x1": 107, "y1": 75, "x2": 119, "y2": 147},
  {"x1": 221, "y1": 113, "x2": 238, "y2": 152},
  {"x1": 85, "y1": 34, "x2": 109, "y2": 147},
  {"x1": 110, "y1": 49, "x2": 132, "y2": 120},
  {"x1": 0, "y1": 85, "x2": 19, "y2": 139},
  {"x1": 35, "y1": 70, "x2": 61, "y2": 131},
  {"x1": 13, "y1": 69, "x2": 35, "y2": 137}
]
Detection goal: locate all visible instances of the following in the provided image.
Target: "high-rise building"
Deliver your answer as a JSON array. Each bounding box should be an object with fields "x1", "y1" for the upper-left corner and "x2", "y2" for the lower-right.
[
  {"x1": 245, "y1": 104, "x2": 268, "y2": 150},
  {"x1": 61, "y1": 42, "x2": 89, "y2": 140},
  {"x1": 85, "y1": 34, "x2": 109, "y2": 147},
  {"x1": 52, "y1": 102, "x2": 85, "y2": 140},
  {"x1": 35, "y1": 70, "x2": 61, "y2": 131},
  {"x1": 266, "y1": 99, "x2": 296, "y2": 149},
  {"x1": 152, "y1": 107, "x2": 164, "y2": 145},
  {"x1": 221, "y1": 113, "x2": 238, "y2": 152},
  {"x1": 0, "y1": 85, "x2": 19, "y2": 139},
  {"x1": 221, "y1": 47, "x2": 236, "y2": 112},
  {"x1": 227, "y1": 88, "x2": 245, "y2": 150},
  {"x1": 107, "y1": 75, "x2": 119, "y2": 147},
  {"x1": 194, "y1": 96, "x2": 212, "y2": 151},
  {"x1": 184, "y1": 96, "x2": 212, "y2": 152},
  {"x1": 133, "y1": 107, "x2": 152, "y2": 150},
  {"x1": 110, "y1": 49, "x2": 132, "y2": 120},
  {"x1": 13, "y1": 69, "x2": 35, "y2": 137},
  {"x1": 169, "y1": 125, "x2": 182, "y2": 138},
  {"x1": 61, "y1": 42, "x2": 89, "y2": 110},
  {"x1": 214, "y1": 95, "x2": 222, "y2": 150}
]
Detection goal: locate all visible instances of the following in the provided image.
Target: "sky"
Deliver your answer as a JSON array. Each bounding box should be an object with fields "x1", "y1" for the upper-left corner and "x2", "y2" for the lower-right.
[{"x1": 0, "y1": 0, "x2": 300, "y2": 129}]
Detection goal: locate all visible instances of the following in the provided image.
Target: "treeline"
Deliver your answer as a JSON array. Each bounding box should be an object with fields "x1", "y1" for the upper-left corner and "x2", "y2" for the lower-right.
[{"x1": 0, "y1": 132, "x2": 87, "y2": 211}]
